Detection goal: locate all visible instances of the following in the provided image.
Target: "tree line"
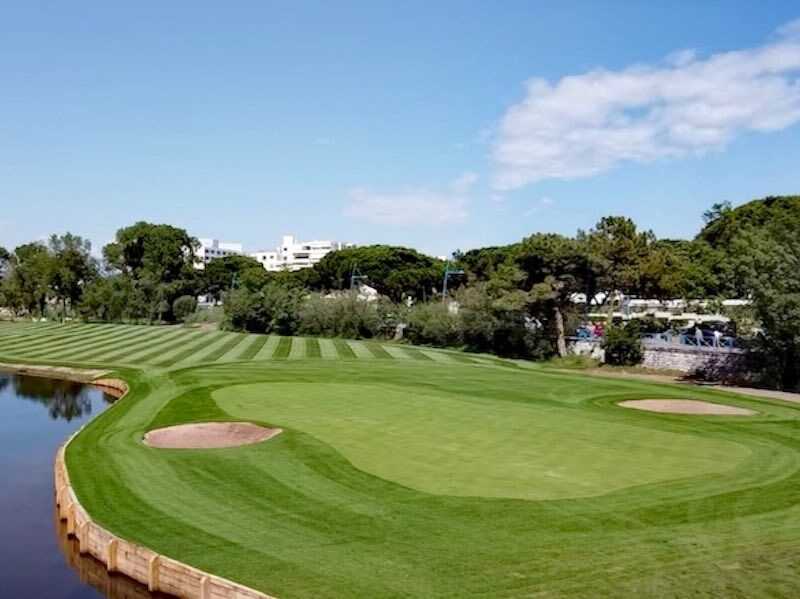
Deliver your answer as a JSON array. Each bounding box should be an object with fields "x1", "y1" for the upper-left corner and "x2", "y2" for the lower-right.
[{"x1": 1, "y1": 195, "x2": 798, "y2": 389}]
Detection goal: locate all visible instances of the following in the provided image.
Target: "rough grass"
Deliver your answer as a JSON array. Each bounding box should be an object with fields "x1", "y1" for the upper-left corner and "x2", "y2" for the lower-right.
[
  {"x1": 547, "y1": 355, "x2": 603, "y2": 370},
  {"x1": 4, "y1": 322, "x2": 800, "y2": 598}
]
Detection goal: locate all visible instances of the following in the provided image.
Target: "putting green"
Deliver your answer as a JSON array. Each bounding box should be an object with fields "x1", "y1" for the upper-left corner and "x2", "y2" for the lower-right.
[
  {"x1": 3, "y1": 322, "x2": 800, "y2": 598},
  {"x1": 216, "y1": 382, "x2": 750, "y2": 500}
]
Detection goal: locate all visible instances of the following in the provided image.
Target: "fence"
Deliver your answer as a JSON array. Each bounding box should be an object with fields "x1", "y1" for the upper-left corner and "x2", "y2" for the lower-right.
[{"x1": 642, "y1": 333, "x2": 738, "y2": 350}]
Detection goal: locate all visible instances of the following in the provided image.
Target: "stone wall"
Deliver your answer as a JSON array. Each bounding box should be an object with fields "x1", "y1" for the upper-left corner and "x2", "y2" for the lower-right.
[
  {"x1": 642, "y1": 345, "x2": 748, "y2": 379},
  {"x1": 92, "y1": 378, "x2": 129, "y2": 399},
  {"x1": 567, "y1": 339, "x2": 604, "y2": 361},
  {"x1": 55, "y1": 417, "x2": 277, "y2": 599}
]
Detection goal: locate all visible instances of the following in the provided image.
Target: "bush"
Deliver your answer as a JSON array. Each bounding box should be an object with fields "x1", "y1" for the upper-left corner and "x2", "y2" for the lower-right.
[
  {"x1": 404, "y1": 302, "x2": 462, "y2": 347},
  {"x1": 298, "y1": 292, "x2": 383, "y2": 339},
  {"x1": 456, "y1": 285, "x2": 553, "y2": 359},
  {"x1": 172, "y1": 295, "x2": 198, "y2": 322},
  {"x1": 79, "y1": 276, "x2": 134, "y2": 322},
  {"x1": 183, "y1": 305, "x2": 224, "y2": 327},
  {"x1": 222, "y1": 283, "x2": 304, "y2": 335},
  {"x1": 223, "y1": 288, "x2": 267, "y2": 333},
  {"x1": 602, "y1": 321, "x2": 643, "y2": 366}
]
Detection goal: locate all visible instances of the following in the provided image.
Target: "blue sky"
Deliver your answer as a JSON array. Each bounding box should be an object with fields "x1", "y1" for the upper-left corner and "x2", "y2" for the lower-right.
[{"x1": 2, "y1": 2, "x2": 800, "y2": 257}]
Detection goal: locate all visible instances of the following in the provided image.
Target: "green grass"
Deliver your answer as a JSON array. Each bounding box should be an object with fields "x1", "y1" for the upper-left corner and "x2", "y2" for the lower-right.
[
  {"x1": 332, "y1": 338, "x2": 356, "y2": 359},
  {"x1": 155, "y1": 331, "x2": 225, "y2": 367},
  {"x1": 2, "y1": 323, "x2": 112, "y2": 354},
  {"x1": 106, "y1": 328, "x2": 197, "y2": 364},
  {"x1": 272, "y1": 336, "x2": 292, "y2": 359},
  {"x1": 547, "y1": 354, "x2": 603, "y2": 369},
  {"x1": 200, "y1": 333, "x2": 247, "y2": 362},
  {"x1": 61, "y1": 326, "x2": 175, "y2": 362},
  {"x1": 237, "y1": 335, "x2": 268, "y2": 361},
  {"x1": 126, "y1": 329, "x2": 204, "y2": 365},
  {"x1": 364, "y1": 341, "x2": 392, "y2": 359},
  {"x1": 4, "y1": 321, "x2": 800, "y2": 598},
  {"x1": 399, "y1": 345, "x2": 434, "y2": 360},
  {"x1": 304, "y1": 337, "x2": 321, "y2": 358}
]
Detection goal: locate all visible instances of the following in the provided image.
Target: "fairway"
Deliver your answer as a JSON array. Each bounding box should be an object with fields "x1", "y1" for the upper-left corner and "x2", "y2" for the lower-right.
[{"x1": 4, "y1": 322, "x2": 800, "y2": 597}]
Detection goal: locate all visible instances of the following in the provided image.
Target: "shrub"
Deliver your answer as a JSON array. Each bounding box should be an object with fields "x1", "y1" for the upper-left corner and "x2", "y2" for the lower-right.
[
  {"x1": 172, "y1": 295, "x2": 198, "y2": 322},
  {"x1": 297, "y1": 292, "x2": 382, "y2": 339},
  {"x1": 222, "y1": 283, "x2": 304, "y2": 335},
  {"x1": 546, "y1": 355, "x2": 600, "y2": 369},
  {"x1": 223, "y1": 288, "x2": 267, "y2": 333},
  {"x1": 79, "y1": 275, "x2": 134, "y2": 322},
  {"x1": 404, "y1": 302, "x2": 462, "y2": 347},
  {"x1": 183, "y1": 305, "x2": 224, "y2": 327},
  {"x1": 603, "y1": 321, "x2": 643, "y2": 366},
  {"x1": 456, "y1": 284, "x2": 554, "y2": 359}
]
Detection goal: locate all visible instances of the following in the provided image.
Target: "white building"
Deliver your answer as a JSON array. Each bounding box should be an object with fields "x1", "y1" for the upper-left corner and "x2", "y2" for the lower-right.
[
  {"x1": 195, "y1": 238, "x2": 243, "y2": 270},
  {"x1": 250, "y1": 235, "x2": 353, "y2": 272}
]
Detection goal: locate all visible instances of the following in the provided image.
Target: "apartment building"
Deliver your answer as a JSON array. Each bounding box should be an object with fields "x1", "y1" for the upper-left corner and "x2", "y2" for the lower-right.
[
  {"x1": 194, "y1": 238, "x2": 243, "y2": 270},
  {"x1": 250, "y1": 235, "x2": 353, "y2": 272}
]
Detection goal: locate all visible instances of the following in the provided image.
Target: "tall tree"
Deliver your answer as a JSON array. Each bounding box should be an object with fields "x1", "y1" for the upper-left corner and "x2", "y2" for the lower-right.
[
  {"x1": 102, "y1": 222, "x2": 199, "y2": 322},
  {"x1": 202, "y1": 255, "x2": 266, "y2": 302},
  {"x1": 698, "y1": 197, "x2": 800, "y2": 247},
  {"x1": 731, "y1": 214, "x2": 800, "y2": 390},
  {"x1": 7, "y1": 243, "x2": 53, "y2": 316},
  {"x1": 313, "y1": 245, "x2": 444, "y2": 302},
  {"x1": 456, "y1": 244, "x2": 520, "y2": 282},
  {"x1": 48, "y1": 233, "x2": 97, "y2": 320},
  {"x1": 0, "y1": 246, "x2": 10, "y2": 277},
  {"x1": 579, "y1": 216, "x2": 654, "y2": 298},
  {"x1": 514, "y1": 234, "x2": 592, "y2": 357},
  {"x1": 645, "y1": 239, "x2": 726, "y2": 299},
  {"x1": 104, "y1": 222, "x2": 199, "y2": 280},
  {"x1": 698, "y1": 196, "x2": 800, "y2": 297}
]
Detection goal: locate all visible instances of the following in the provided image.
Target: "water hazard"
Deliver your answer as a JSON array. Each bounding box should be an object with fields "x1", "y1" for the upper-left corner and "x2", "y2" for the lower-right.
[{"x1": 0, "y1": 371, "x2": 168, "y2": 598}]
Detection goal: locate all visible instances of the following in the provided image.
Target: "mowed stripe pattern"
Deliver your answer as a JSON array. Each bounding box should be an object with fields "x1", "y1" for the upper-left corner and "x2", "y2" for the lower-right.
[{"x1": 0, "y1": 323, "x2": 503, "y2": 370}]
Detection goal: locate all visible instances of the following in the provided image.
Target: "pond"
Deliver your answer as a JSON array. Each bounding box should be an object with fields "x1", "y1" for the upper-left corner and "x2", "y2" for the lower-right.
[{"x1": 0, "y1": 371, "x2": 169, "y2": 598}]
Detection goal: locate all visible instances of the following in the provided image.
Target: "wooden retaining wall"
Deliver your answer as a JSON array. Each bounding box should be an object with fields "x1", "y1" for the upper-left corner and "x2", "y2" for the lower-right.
[{"x1": 54, "y1": 381, "x2": 277, "y2": 599}]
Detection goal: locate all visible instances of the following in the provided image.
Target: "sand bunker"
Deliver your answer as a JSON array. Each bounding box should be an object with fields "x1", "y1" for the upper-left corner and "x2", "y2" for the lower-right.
[
  {"x1": 618, "y1": 399, "x2": 755, "y2": 416},
  {"x1": 143, "y1": 422, "x2": 281, "y2": 449}
]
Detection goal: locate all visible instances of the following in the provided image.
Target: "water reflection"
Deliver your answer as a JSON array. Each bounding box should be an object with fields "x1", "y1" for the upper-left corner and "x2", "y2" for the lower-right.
[
  {"x1": 4, "y1": 375, "x2": 95, "y2": 421},
  {"x1": 0, "y1": 371, "x2": 169, "y2": 598},
  {"x1": 55, "y1": 508, "x2": 174, "y2": 599}
]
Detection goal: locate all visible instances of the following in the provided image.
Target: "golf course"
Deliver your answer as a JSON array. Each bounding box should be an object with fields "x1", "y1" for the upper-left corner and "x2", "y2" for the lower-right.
[{"x1": 3, "y1": 321, "x2": 800, "y2": 598}]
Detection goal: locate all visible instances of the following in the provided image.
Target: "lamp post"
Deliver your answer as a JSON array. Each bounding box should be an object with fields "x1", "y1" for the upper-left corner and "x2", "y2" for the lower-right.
[{"x1": 442, "y1": 261, "x2": 464, "y2": 303}]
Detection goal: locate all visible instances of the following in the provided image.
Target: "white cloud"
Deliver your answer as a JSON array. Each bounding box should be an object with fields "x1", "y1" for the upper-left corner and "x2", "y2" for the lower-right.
[
  {"x1": 665, "y1": 49, "x2": 697, "y2": 67},
  {"x1": 344, "y1": 176, "x2": 471, "y2": 226},
  {"x1": 777, "y1": 18, "x2": 800, "y2": 39},
  {"x1": 345, "y1": 188, "x2": 467, "y2": 226},
  {"x1": 313, "y1": 137, "x2": 334, "y2": 146},
  {"x1": 492, "y1": 21, "x2": 800, "y2": 190}
]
